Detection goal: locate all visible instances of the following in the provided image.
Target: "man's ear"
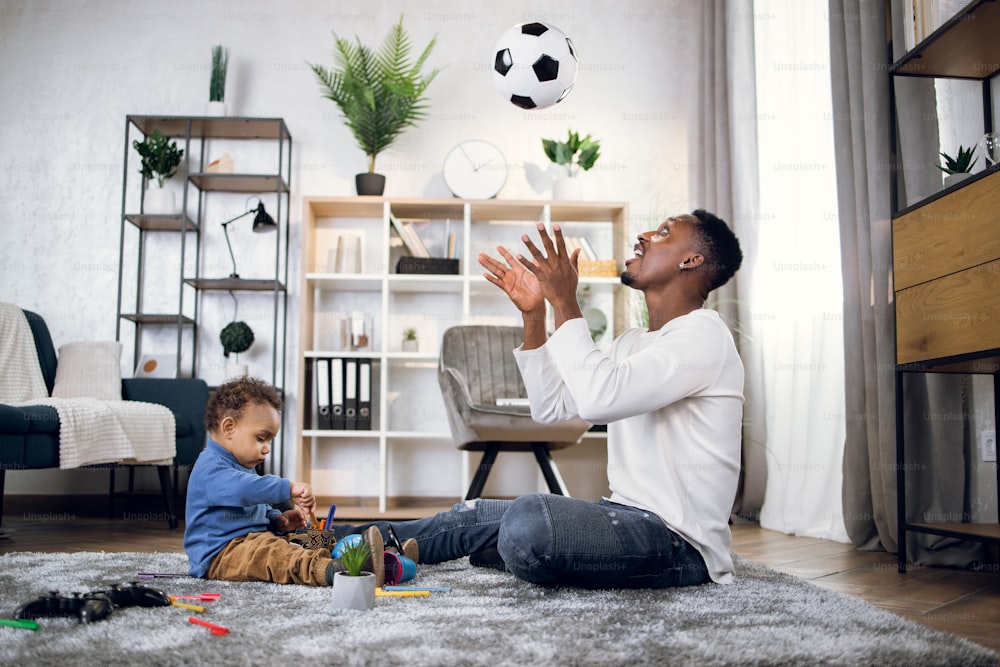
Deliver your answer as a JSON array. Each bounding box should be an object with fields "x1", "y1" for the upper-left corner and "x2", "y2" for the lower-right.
[{"x1": 681, "y1": 253, "x2": 705, "y2": 269}]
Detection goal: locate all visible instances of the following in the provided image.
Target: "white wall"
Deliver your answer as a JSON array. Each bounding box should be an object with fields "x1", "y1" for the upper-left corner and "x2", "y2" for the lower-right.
[{"x1": 1, "y1": 0, "x2": 704, "y2": 495}]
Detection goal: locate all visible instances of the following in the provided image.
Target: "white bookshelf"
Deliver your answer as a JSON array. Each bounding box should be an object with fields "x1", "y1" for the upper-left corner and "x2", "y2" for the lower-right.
[{"x1": 297, "y1": 197, "x2": 628, "y2": 515}]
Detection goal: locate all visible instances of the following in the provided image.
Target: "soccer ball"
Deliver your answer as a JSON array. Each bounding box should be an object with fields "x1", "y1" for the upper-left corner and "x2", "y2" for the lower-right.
[{"x1": 492, "y1": 21, "x2": 578, "y2": 110}]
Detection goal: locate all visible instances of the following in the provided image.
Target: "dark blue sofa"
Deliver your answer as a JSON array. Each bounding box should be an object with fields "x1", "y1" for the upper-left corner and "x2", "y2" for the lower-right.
[{"x1": 0, "y1": 309, "x2": 208, "y2": 530}]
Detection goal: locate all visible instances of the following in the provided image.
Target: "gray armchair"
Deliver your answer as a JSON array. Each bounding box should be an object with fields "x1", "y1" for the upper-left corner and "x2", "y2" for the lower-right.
[{"x1": 437, "y1": 325, "x2": 590, "y2": 499}]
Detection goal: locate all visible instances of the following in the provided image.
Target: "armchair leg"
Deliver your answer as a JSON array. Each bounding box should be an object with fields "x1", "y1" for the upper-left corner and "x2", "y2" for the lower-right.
[
  {"x1": 466, "y1": 444, "x2": 501, "y2": 500},
  {"x1": 156, "y1": 465, "x2": 179, "y2": 530},
  {"x1": 533, "y1": 443, "x2": 570, "y2": 496}
]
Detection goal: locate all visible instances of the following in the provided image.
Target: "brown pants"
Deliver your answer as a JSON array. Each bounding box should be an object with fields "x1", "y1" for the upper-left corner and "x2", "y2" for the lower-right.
[{"x1": 205, "y1": 531, "x2": 333, "y2": 586}]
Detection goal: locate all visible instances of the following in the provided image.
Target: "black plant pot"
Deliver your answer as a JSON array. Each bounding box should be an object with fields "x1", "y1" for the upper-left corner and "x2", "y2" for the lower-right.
[{"x1": 355, "y1": 173, "x2": 386, "y2": 196}]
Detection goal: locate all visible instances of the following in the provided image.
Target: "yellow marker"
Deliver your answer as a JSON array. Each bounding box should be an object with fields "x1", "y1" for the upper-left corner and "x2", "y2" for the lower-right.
[
  {"x1": 375, "y1": 588, "x2": 430, "y2": 598},
  {"x1": 170, "y1": 597, "x2": 207, "y2": 613},
  {"x1": 309, "y1": 511, "x2": 319, "y2": 528}
]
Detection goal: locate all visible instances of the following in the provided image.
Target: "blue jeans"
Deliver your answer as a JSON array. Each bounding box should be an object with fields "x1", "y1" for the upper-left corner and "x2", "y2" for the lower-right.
[{"x1": 333, "y1": 494, "x2": 710, "y2": 589}]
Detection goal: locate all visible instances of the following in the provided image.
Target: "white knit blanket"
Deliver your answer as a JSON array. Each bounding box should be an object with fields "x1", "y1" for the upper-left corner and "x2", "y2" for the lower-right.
[{"x1": 0, "y1": 303, "x2": 175, "y2": 469}]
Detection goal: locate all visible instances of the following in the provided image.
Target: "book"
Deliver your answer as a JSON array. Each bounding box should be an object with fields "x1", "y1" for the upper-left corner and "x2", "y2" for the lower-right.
[{"x1": 389, "y1": 213, "x2": 431, "y2": 258}]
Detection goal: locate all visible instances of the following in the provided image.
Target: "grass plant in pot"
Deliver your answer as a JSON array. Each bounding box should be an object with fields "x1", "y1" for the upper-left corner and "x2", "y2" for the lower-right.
[
  {"x1": 220, "y1": 320, "x2": 254, "y2": 380},
  {"x1": 133, "y1": 129, "x2": 184, "y2": 214},
  {"x1": 207, "y1": 44, "x2": 229, "y2": 116},
  {"x1": 331, "y1": 537, "x2": 376, "y2": 611},
  {"x1": 543, "y1": 130, "x2": 600, "y2": 200},
  {"x1": 937, "y1": 145, "x2": 977, "y2": 189},
  {"x1": 309, "y1": 16, "x2": 440, "y2": 196}
]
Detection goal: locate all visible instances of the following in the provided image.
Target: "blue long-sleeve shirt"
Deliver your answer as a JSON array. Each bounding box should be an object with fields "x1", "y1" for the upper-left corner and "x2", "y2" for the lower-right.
[{"x1": 183, "y1": 439, "x2": 291, "y2": 577}]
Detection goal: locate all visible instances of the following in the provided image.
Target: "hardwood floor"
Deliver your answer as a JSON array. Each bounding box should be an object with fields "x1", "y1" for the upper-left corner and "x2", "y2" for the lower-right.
[{"x1": 1, "y1": 509, "x2": 997, "y2": 657}]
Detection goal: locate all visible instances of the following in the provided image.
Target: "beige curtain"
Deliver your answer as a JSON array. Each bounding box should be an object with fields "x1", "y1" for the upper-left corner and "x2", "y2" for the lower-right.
[
  {"x1": 694, "y1": 1, "x2": 767, "y2": 519},
  {"x1": 828, "y1": 0, "x2": 985, "y2": 565}
]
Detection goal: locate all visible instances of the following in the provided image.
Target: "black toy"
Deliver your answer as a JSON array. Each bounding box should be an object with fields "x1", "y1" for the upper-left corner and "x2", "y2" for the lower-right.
[{"x1": 14, "y1": 582, "x2": 170, "y2": 624}]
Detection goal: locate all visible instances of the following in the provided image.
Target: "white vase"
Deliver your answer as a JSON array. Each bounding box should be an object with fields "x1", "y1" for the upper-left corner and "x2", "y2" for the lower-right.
[
  {"x1": 205, "y1": 101, "x2": 227, "y2": 117},
  {"x1": 553, "y1": 176, "x2": 582, "y2": 200},
  {"x1": 225, "y1": 363, "x2": 248, "y2": 381},
  {"x1": 331, "y1": 571, "x2": 376, "y2": 610},
  {"x1": 144, "y1": 187, "x2": 177, "y2": 215},
  {"x1": 943, "y1": 172, "x2": 971, "y2": 189}
]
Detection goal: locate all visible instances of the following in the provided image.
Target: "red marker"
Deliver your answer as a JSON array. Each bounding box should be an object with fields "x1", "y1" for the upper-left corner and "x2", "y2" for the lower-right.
[
  {"x1": 172, "y1": 593, "x2": 221, "y2": 601},
  {"x1": 189, "y1": 617, "x2": 230, "y2": 635}
]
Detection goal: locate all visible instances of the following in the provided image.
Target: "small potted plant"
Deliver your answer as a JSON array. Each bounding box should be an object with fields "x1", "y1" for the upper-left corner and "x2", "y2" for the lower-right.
[
  {"x1": 207, "y1": 44, "x2": 229, "y2": 116},
  {"x1": 330, "y1": 538, "x2": 376, "y2": 610},
  {"x1": 542, "y1": 130, "x2": 601, "y2": 200},
  {"x1": 937, "y1": 145, "x2": 977, "y2": 189},
  {"x1": 401, "y1": 327, "x2": 418, "y2": 352},
  {"x1": 133, "y1": 129, "x2": 184, "y2": 214},
  {"x1": 309, "y1": 16, "x2": 440, "y2": 196},
  {"x1": 220, "y1": 320, "x2": 254, "y2": 379}
]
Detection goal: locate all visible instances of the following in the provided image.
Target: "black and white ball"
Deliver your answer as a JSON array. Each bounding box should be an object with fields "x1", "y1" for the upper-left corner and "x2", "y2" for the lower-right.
[{"x1": 492, "y1": 22, "x2": 577, "y2": 110}]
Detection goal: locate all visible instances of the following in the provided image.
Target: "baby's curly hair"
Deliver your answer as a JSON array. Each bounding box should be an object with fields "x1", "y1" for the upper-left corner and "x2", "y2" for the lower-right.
[{"x1": 205, "y1": 376, "x2": 283, "y2": 433}]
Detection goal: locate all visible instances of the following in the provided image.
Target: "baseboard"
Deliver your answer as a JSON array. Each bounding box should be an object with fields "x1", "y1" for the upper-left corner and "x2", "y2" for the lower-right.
[{"x1": 3, "y1": 493, "x2": 174, "y2": 520}]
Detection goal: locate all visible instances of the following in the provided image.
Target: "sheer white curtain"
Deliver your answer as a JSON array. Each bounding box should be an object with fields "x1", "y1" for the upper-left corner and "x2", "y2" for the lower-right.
[{"x1": 752, "y1": 0, "x2": 849, "y2": 542}]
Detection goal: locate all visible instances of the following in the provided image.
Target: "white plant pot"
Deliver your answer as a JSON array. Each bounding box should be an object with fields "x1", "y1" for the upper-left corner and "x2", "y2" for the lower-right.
[
  {"x1": 205, "y1": 101, "x2": 227, "y2": 117},
  {"x1": 553, "y1": 177, "x2": 582, "y2": 200},
  {"x1": 225, "y1": 363, "x2": 248, "y2": 381},
  {"x1": 331, "y1": 571, "x2": 376, "y2": 611},
  {"x1": 144, "y1": 187, "x2": 177, "y2": 215},
  {"x1": 943, "y1": 172, "x2": 971, "y2": 189},
  {"x1": 401, "y1": 339, "x2": 418, "y2": 352}
]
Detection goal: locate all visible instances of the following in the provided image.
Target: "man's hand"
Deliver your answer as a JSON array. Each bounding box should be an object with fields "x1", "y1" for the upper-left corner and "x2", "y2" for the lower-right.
[
  {"x1": 478, "y1": 246, "x2": 545, "y2": 315},
  {"x1": 289, "y1": 482, "x2": 315, "y2": 515},
  {"x1": 516, "y1": 223, "x2": 583, "y2": 327}
]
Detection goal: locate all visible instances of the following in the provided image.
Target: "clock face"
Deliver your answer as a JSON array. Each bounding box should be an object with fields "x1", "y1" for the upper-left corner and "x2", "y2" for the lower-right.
[{"x1": 443, "y1": 140, "x2": 508, "y2": 199}]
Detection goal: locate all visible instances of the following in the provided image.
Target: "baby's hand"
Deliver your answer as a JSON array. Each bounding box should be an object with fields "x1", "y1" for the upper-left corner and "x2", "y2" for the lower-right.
[
  {"x1": 270, "y1": 509, "x2": 305, "y2": 533},
  {"x1": 290, "y1": 482, "x2": 315, "y2": 514}
]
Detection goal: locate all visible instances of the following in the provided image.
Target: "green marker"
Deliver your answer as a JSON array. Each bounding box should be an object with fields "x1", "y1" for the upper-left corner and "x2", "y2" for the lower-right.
[{"x1": 1, "y1": 618, "x2": 40, "y2": 631}]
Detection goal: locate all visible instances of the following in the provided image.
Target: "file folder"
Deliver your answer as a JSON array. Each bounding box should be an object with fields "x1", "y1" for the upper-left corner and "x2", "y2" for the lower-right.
[
  {"x1": 315, "y1": 358, "x2": 332, "y2": 429},
  {"x1": 357, "y1": 358, "x2": 372, "y2": 430},
  {"x1": 331, "y1": 358, "x2": 345, "y2": 429},
  {"x1": 344, "y1": 358, "x2": 358, "y2": 430}
]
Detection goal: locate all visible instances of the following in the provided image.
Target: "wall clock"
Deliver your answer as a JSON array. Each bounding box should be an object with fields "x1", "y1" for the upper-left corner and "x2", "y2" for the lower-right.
[{"x1": 442, "y1": 140, "x2": 508, "y2": 199}]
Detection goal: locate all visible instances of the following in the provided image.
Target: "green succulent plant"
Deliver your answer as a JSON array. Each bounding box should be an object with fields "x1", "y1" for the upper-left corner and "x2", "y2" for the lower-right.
[
  {"x1": 339, "y1": 538, "x2": 371, "y2": 577},
  {"x1": 936, "y1": 145, "x2": 978, "y2": 175},
  {"x1": 220, "y1": 321, "x2": 254, "y2": 359},
  {"x1": 133, "y1": 129, "x2": 184, "y2": 188},
  {"x1": 309, "y1": 15, "x2": 440, "y2": 174},
  {"x1": 542, "y1": 130, "x2": 601, "y2": 178}
]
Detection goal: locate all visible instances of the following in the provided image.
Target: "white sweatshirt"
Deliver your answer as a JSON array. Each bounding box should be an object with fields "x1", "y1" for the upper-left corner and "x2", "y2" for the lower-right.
[{"x1": 513, "y1": 310, "x2": 745, "y2": 583}]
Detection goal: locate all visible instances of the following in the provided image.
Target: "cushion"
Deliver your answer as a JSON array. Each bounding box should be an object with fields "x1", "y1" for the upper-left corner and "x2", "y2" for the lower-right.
[{"x1": 51, "y1": 341, "x2": 123, "y2": 400}]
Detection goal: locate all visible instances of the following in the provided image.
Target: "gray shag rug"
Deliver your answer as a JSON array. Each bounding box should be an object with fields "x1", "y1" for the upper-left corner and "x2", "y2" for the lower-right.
[{"x1": 0, "y1": 551, "x2": 996, "y2": 667}]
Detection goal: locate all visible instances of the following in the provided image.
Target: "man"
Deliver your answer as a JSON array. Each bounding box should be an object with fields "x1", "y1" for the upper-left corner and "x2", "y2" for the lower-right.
[{"x1": 335, "y1": 210, "x2": 744, "y2": 588}]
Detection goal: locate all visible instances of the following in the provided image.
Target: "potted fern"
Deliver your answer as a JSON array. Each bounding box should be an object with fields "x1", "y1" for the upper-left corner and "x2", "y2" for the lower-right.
[
  {"x1": 207, "y1": 45, "x2": 229, "y2": 116},
  {"x1": 309, "y1": 16, "x2": 440, "y2": 196},
  {"x1": 542, "y1": 130, "x2": 601, "y2": 200},
  {"x1": 937, "y1": 145, "x2": 977, "y2": 189},
  {"x1": 133, "y1": 129, "x2": 184, "y2": 214},
  {"x1": 330, "y1": 538, "x2": 376, "y2": 610}
]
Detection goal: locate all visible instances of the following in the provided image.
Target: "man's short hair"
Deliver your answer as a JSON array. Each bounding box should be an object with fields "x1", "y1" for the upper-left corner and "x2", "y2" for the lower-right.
[
  {"x1": 691, "y1": 209, "x2": 743, "y2": 292},
  {"x1": 204, "y1": 376, "x2": 282, "y2": 433}
]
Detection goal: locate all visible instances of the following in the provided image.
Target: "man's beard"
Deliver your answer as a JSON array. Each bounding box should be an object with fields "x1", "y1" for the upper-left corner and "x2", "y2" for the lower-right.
[{"x1": 620, "y1": 270, "x2": 635, "y2": 287}]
